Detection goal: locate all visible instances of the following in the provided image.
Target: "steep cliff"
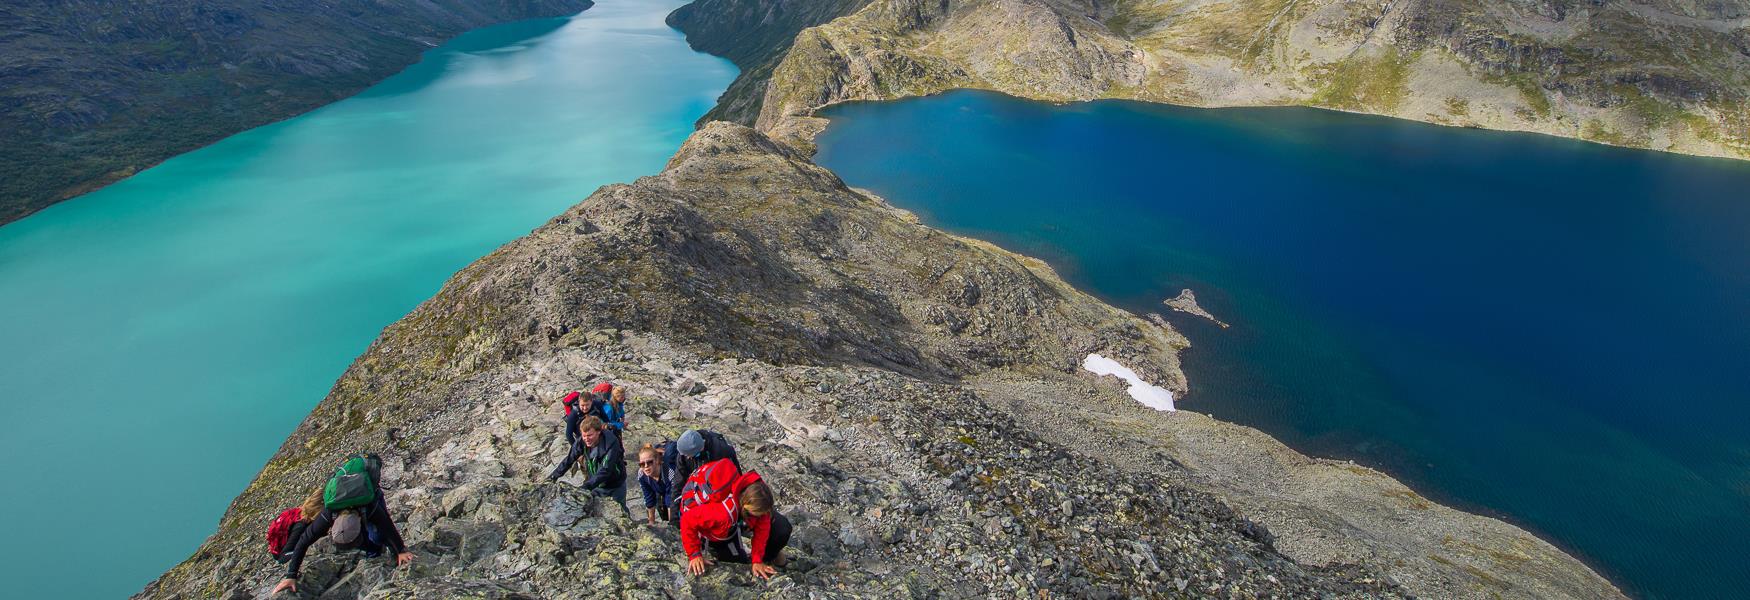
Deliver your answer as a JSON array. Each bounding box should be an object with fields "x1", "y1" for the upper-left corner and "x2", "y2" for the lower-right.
[
  {"x1": 686, "y1": 0, "x2": 1750, "y2": 158},
  {"x1": 0, "y1": 0, "x2": 595, "y2": 226},
  {"x1": 137, "y1": 123, "x2": 1621, "y2": 599},
  {"x1": 666, "y1": 0, "x2": 874, "y2": 125}
]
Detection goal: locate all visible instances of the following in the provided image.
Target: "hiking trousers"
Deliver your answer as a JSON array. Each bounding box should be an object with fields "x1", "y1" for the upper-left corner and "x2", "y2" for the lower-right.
[{"x1": 708, "y1": 512, "x2": 792, "y2": 565}]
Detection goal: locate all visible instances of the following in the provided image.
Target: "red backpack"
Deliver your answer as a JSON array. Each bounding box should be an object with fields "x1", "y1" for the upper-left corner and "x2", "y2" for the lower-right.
[
  {"x1": 266, "y1": 507, "x2": 305, "y2": 559},
  {"x1": 677, "y1": 458, "x2": 741, "y2": 517}
]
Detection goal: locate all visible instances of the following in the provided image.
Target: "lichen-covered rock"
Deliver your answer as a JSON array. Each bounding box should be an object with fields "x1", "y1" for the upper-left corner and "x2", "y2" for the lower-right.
[{"x1": 136, "y1": 123, "x2": 1618, "y2": 599}]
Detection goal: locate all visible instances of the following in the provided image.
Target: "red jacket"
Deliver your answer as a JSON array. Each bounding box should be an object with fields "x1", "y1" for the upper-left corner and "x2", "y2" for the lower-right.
[{"x1": 679, "y1": 470, "x2": 772, "y2": 563}]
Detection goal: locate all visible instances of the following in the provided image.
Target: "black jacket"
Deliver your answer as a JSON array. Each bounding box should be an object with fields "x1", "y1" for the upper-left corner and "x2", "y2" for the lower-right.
[
  {"x1": 562, "y1": 394, "x2": 612, "y2": 446},
  {"x1": 547, "y1": 426, "x2": 626, "y2": 490},
  {"x1": 671, "y1": 430, "x2": 740, "y2": 516},
  {"x1": 282, "y1": 495, "x2": 405, "y2": 580}
]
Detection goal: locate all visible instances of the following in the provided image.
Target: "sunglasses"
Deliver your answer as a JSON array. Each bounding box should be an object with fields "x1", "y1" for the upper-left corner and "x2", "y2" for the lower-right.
[{"x1": 638, "y1": 460, "x2": 656, "y2": 467}]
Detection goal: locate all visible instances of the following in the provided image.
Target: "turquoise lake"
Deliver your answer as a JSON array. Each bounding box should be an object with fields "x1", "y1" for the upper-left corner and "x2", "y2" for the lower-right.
[
  {"x1": 0, "y1": 1, "x2": 732, "y2": 597},
  {"x1": 815, "y1": 90, "x2": 1750, "y2": 600}
]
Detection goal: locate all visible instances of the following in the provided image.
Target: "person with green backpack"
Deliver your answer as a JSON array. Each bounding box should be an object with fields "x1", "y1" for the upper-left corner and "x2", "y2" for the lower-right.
[{"x1": 271, "y1": 453, "x2": 413, "y2": 596}]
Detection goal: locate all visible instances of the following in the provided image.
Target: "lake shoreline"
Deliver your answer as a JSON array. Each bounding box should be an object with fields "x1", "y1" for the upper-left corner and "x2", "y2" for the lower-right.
[{"x1": 808, "y1": 88, "x2": 1750, "y2": 599}]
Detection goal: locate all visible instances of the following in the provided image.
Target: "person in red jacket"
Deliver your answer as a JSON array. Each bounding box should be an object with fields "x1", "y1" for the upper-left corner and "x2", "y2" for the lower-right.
[{"x1": 679, "y1": 470, "x2": 792, "y2": 580}]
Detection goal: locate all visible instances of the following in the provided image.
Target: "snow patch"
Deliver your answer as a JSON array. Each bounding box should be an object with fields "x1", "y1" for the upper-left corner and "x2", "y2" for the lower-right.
[{"x1": 1082, "y1": 354, "x2": 1176, "y2": 412}]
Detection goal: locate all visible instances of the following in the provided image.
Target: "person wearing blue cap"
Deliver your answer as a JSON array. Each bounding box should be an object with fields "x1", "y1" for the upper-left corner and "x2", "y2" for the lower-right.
[{"x1": 670, "y1": 429, "x2": 739, "y2": 527}]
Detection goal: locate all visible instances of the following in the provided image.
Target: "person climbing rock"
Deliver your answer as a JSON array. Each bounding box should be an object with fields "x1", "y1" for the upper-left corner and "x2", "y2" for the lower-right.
[
  {"x1": 265, "y1": 489, "x2": 325, "y2": 563},
  {"x1": 679, "y1": 463, "x2": 791, "y2": 580},
  {"x1": 272, "y1": 454, "x2": 412, "y2": 595},
  {"x1": 671, "y1": 428, "x2": 739, "y2": 526},
  {"x1": 636, "y1": 443, "x2": 671, "y2": 524},
  {"x1": 559, "y1": 390, "x2": 585, "y2": 446},
  {"x1": 546, "y1": 415, "x2": 630, "y2": 517},
  {"x1": 602, "y1": 386, "x2": 629, "y2": 434}
]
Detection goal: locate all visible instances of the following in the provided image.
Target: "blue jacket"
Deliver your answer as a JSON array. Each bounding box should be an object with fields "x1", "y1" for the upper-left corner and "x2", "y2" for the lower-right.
[
  {"x1": 638, "y1": 471, "x2": 671, "y2": 509},
  {"x1": 599, "y1": 400, "x2": 626, "y2": 433}
]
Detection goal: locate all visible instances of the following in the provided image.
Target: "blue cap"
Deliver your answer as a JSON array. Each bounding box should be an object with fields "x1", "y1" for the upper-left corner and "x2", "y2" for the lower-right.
[{"x1": 678, "y1": 429, "x2": 705, "y2": 458}]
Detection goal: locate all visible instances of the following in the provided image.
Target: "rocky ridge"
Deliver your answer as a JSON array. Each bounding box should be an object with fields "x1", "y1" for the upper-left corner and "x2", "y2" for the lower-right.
[
  {"x1": 138, "y1": 123, "x2": 1622, "y2": 599},
  {"x1": 0, "y1": 0, "x2": 596, "y2": 226},
  {"x1": 666, "y1": 0, "x2": 874, "y2": 125},
  {"x1": 675, "y1": 0, "x2": 1749, "y2": 158}
]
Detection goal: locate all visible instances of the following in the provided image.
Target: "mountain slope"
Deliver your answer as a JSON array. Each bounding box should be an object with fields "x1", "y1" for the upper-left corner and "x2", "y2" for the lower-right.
[
  {"x1": 666, "y1": 0, "x2": 873, "y2": 125},
  {"x1": 683, "y1": 0, "x2": 1750, "y2": 158},
  {"x1": 0, "y1": 0, "x2": 595, "y2": 226},
  {"x1": 136, "y1": 123, "x2": 1620, "y2": 599}
]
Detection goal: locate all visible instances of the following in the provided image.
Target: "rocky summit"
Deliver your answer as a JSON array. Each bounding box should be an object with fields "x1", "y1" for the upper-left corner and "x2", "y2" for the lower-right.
[{"x1": 137, "y1": 123, "x2": 1620, "y2": 599}]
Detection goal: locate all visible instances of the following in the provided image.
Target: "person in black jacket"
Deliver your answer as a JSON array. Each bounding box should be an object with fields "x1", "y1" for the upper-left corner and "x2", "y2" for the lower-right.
[
  {"x1": 271, "y1": 493, "x2": 411, "y2": 595},
  {"x1": 560, "y1": 391, "x2": 585, "y2": 446},
  {"x1": 546, "y1": 415, "x2": 630, "y2": 517},
  {"x1": 670, "y1": 428, "x2": 740, "y2": 527}
]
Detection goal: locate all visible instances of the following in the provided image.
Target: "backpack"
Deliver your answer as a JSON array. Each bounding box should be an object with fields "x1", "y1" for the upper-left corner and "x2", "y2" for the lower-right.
[
  {"x1": 323, "y1": 452, "x2": 382, "y2": 510},
  {"x1": 659, "y1": 440, "x2": 680, "y2": 477},
  {"x1": 677, "y1": 457, "x2": 741, "y2": 517},
  {"x1": 266, "y1": 507, "x2": 307, "y2": 561}
]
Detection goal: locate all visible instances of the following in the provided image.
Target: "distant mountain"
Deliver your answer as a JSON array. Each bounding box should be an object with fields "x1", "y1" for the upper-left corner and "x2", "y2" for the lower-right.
[
  {"x1": 0, "y1": 0, "x2": 595, "y2": 226},
  {"x1": 672, "y1": 0, "x2": 1749, "y2": 160}
]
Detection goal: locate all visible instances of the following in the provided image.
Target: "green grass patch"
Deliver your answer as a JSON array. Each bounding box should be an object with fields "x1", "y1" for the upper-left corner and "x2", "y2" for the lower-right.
[{"x1": 1311, "y1": 51, "x2": 1415, "y2": 112}]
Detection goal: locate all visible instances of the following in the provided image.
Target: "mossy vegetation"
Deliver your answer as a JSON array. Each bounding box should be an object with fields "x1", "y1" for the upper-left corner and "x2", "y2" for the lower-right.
[
  {"x1": 1311, "y1": 51, "x2": 1415, "y2": 112},
  {"x1": 1617, "y1": 85, "x2": 1689, "y2": 129},
  {"x1": 1166, "y1": 0, "x2": 1311, "y2": 67},
  {"x1": 1483, "y1": 72, "x2": 1551, "y2": 119},
  {"x1": 1581, "y1": 119, "x2": 1647, "y2": 147},
  {"x1": 1444, "y1": 97, "x2": 1471, "y2": 118}
]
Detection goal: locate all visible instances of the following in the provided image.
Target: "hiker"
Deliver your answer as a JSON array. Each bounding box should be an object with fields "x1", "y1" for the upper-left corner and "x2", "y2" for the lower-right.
[
  {"x1": 636, "y1": 443, "x2": 672, "y2": 524},
  {"x1": 678, "y1": 459, "x2": 791, "y2": 580},
  {"x1": 602, "y1": 386, "x2": 629, "y2": 434},
  {"x1": 272, "y1": 454, "x2": 412, "y2": 595},
  {"x1": 546, "y1": 415, "x2": 630, "y2": 517},
  {"x1": 265, "y1": 489, "x2": 324, "y2": 563},
  {"x1": 671, "y1": 429, "x2": 740, "y2": 526},
  {"x1": 560, "y1": 390, "x2": 585, "y2": 446}
]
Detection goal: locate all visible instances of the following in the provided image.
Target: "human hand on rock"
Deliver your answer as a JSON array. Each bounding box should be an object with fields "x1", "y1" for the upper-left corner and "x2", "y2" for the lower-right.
[
  {"x1": 751, "y1": 562, "x2": 776, "y2": 580},
  {"x1": 272, "y1": 578, "x2": 297, "y2": 595},
  {"x1": 396, "y1": 552, "x2": 414, "y2": 567},
  {"x1": 688, "y1": 556, "x2": 710, "y2": 576}
]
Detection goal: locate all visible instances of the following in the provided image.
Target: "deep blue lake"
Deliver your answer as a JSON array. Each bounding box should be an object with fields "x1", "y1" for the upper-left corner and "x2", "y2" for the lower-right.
[
  {"x1": 815, "y1": 89, "x2": 1750, "y2": 600},
  {"x1": 0, "y1": 1, "x2": 732, "y2": 597}
]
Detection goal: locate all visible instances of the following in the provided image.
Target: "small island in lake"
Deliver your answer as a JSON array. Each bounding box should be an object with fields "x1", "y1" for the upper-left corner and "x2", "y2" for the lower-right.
[{"x1": 1165, "y1": 289, "x2": 1230, "y2": 329}]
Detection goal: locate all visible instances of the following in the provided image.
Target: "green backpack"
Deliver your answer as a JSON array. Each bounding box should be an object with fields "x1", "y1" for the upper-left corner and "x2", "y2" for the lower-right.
[{"x1": 323, "y1": 453, "x2": 381, "y2": 510}]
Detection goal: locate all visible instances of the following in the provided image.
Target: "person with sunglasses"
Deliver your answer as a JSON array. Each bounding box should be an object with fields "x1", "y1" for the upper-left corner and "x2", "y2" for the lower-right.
[{"x1": 635, "y1": 443, "x2": 672, "y2": 524}]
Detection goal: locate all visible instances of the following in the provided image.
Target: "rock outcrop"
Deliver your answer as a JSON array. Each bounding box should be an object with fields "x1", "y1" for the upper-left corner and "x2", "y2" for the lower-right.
[
  {"x1": 674, "y1": 0, "x2": 1750, "y2": 159},
  {"x1": 137, "y1": 123, "x2": 1622, "y2": 599},
  {"x1": 0, "y1": 0, "x2": 596, "y2": 226},
  {"x1": 666, "y1": 0, "x2": 874, "y2": 125},
  {"x1": 1165, "y1": 289, "x2": 1230, "y2": 328}
]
